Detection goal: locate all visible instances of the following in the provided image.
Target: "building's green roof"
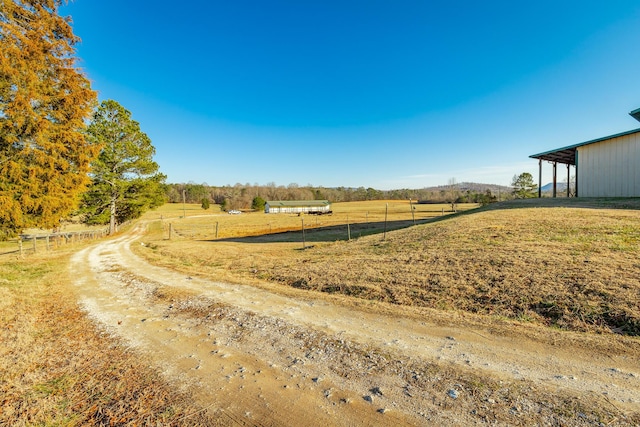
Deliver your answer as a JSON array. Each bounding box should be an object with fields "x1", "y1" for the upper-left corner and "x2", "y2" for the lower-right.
[
  {"x1": 266, "y1": 200, "x2": 331, "y2": 207},
  {"x1": 529, "y1": 128, "x2": 640, "y2": 165}
]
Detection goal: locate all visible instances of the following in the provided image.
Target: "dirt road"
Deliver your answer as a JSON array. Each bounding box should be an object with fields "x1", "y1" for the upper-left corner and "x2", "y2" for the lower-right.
[{"x1": 70, "y1": 224, "x2": 639, "y2": 425}]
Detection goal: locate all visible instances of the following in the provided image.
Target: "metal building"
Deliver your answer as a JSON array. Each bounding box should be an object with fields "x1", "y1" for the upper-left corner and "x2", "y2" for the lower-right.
[
  {"x1": 530, "y1": 108, "x2": 640, "y2": 197},
  {"x1": 264, "y1": 200, "x2": 332, "y2": 214}
]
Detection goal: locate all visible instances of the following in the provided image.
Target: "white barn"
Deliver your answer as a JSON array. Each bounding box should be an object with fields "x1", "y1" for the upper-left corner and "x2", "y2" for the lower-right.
[
  {"x1": 264, "y1": 200, "x2": 332, "y2": 214},
  {"x1": 530, "y1": 108, "x2": 640, "y2": 197}
]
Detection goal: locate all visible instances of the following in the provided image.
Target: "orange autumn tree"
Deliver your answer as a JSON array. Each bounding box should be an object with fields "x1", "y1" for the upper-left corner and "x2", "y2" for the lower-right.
[{"x1": 0, "y1": 0, "x2": 97, "y2": 239}]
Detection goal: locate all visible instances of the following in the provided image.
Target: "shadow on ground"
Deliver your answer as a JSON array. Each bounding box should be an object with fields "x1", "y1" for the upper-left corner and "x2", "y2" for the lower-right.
[
  {"x1": 209, "y1": 218, "x2": 433, "y2": 244},
  {"x1": 484, "y1": 197, "x2": 640, "y2": 211}
]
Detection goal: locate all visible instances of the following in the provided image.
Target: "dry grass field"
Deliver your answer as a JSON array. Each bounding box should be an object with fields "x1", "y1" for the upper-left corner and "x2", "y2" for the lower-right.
[
  {"x1": 136, "y1": 199, "x2": 640, "y2": 338},
  {"x1": 0, "y1": 246, "x2": 216, "y2": 425}
]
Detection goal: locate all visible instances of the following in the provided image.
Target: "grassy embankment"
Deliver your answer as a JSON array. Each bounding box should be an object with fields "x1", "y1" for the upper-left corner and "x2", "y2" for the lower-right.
[
  {"x1": 0, "y1": 240, "x2": 216, "y2": 425},
  {"x1": 136, "y1": 199, "x2": 640, "y2": 340}
]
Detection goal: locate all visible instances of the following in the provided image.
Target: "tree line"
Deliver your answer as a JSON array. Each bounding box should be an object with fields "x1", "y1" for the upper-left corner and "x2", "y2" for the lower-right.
[{"x1": 165, "y1": 181, "x2": 508, "y2": 211}]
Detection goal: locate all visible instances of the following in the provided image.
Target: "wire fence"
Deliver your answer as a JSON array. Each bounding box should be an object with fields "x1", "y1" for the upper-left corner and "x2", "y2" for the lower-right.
[{"x1": 163, "y1": 208, "x2": 457, "y2": 242}]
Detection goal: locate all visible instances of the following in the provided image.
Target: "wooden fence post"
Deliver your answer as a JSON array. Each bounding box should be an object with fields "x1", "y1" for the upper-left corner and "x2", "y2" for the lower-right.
[
  {"x1": 383, "y1": 203, "x2": 388, "y2": 241},
  {"x1": 410, "y1": 199, "x2": 415, "y2": 225},
  {"x1": 301, "y1": 218, "x2": 306, "y2": 249},
  {"x1": 19, "y1": 239, "x2": 23, "y2": 257},
  {"x1": 32, "y1": 237, "x2": 37, "y2": 253},
  {"x1": 215, "y1": 222, "x2": 219, "y2": 239},
  {"x1": 347, "y1": 214, "x2": 351, "y2": 241},
  {"x1": 46, "y1": 236, "x2": 50, "y2": 251}
]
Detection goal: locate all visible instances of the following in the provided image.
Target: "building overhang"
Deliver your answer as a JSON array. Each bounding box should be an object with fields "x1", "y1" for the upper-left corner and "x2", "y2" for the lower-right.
[
  {"x1": 530, "y1": 146, "x2": 576, "y2": 165},
  {"x1": 630, "y1": 107, "x2": 640, "y2": 123},
  {"x1": 530, "y1": 128, "x2": 640, "y2": 166}
]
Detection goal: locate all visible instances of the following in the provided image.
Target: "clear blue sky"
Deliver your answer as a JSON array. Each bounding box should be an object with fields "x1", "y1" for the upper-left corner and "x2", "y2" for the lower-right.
[{"x1": 62, "y1": 1, "x2": 640, "y2": 190}]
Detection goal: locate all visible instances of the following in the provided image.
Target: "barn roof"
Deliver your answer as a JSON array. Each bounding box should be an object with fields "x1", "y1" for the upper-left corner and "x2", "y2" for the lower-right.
[
  {"x1": 529, "y1": 128, "x2": 640, "y2": 165},
  {"x1": 266, "y1": 200, "x2": 331, "y2": 207}
]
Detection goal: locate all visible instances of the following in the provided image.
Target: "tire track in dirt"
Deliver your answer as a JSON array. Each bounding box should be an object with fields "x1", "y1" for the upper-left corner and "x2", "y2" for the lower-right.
[
  {"x1": 70, "y1": 224, "x2": 640, "y2": 425},
  {"x1": 71, "y1": 229, "x2": 421, "y2": 426}
]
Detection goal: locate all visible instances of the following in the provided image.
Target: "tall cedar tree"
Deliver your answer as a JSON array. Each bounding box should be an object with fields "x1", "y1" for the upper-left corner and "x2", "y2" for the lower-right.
[
  {"x1": 0, "y1": 0, "x2": 98, "y2": 238},
  {"x1": 82, "y1": 100, "x2": 165, "y2": 234}
]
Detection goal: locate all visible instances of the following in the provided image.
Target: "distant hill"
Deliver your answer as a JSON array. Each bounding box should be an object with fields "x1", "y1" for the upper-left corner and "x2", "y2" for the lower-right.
[
  {"x1": 423, "y1": 182, "x2": 512, "y2": 194},
  {"x1": 540, "y1": 182, "x2": 568, "y2": 192}
]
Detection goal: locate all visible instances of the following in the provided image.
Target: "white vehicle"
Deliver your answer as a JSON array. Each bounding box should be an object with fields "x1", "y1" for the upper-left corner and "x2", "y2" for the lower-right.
[{"x1": 228, "y1": 210, "x2": 241, "y2": 215}]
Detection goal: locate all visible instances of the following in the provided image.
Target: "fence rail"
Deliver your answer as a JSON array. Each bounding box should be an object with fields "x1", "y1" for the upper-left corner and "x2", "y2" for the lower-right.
[{"x1": 11, "y1": 229, "x2": 109, "y2": 256}]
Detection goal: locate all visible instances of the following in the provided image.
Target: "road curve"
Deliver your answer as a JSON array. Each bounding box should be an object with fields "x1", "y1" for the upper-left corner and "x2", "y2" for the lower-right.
[{"x1": 69, "y1": 224, "x2": 640, "y2": 424}]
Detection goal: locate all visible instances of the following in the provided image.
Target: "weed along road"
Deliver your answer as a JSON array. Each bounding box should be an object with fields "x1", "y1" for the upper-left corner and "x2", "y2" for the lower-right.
[{"x1": 70, "y1": 223, "x2": 640, "y2": 425}]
